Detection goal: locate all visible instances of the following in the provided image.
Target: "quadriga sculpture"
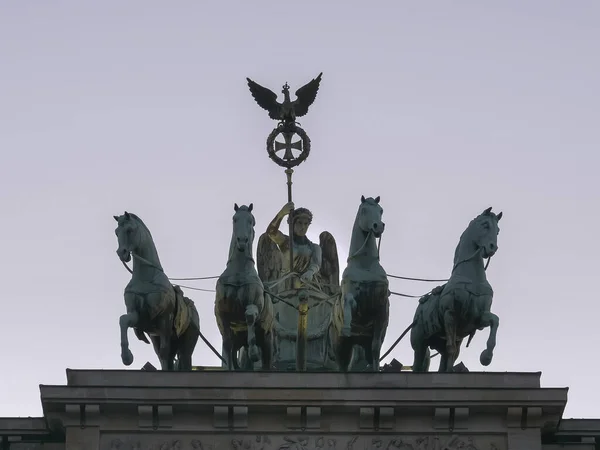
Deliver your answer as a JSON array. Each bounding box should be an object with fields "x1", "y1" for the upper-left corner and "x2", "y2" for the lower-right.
[
  {"x1": 330, "y1": 195, "x2": 390, "y2": 372},
  {"x1": 114, "y1": 212, "x2": 200, "y2": 371},
  {"x1": 214, "y1": 204, "x2": 274, "y2": 370},
  {"x1": 411, "y1": 207, "x2": 502, "y2": 372}
]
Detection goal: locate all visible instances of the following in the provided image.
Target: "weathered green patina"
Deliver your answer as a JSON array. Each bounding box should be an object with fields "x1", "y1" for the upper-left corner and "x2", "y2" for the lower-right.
[
  {"x1": 214, "y1": 204, "x2": 274, "y2": 371},
  {"x1": 329, "y1": 196, "x2": 390, "y2": 372},
  {"x1": 410, "y1": 207, "x2": 502, "y2": 372},
  {"x1": 255, "y1": 202, "x2": 340, "y2": 371},
  {"x1": 114, "y1": 212, "x2": 200, "y2": 371}
]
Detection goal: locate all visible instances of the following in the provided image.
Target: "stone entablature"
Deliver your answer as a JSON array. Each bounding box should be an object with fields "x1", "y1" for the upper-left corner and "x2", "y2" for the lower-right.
[{"x1": 1, "y1": 371, "x2": 598, "y2": 450}]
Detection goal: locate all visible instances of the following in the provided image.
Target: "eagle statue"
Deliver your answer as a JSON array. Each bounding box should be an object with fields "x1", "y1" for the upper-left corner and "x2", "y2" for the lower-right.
[{"x1": 246, "y1": 73, "x2": 323, "y2": 127}]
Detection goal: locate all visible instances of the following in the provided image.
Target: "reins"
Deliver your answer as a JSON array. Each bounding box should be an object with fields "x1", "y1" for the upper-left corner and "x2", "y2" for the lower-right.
[
  {"x1": 378, "y1": 246, "x2": 494, "y2": 362},
  {"x1": 119, "y1": 250, "x2": 225, "y2": 363},
  {"x1": 118, "y1": 236, "x2": 495, "y2": 368}
]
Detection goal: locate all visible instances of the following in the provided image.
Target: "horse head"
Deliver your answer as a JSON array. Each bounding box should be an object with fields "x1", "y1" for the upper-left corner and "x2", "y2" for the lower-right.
[
  {"x1": 358, "y1": 195, "x2": 385, "y2": 238},
  {"x1": 464, "y1": 207, "x2": 502, "y2": 259},
  {"x1": 232, "y1": 203, "x2": 255, "y2": 253},
  {"x1": 113, "y1": 211, "x2": 144, "y2": 263}
]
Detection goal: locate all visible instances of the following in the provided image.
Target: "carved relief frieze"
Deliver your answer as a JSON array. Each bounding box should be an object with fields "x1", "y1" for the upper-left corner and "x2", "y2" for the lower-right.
[{"x1": 104, "y1": 435, "x2": 503, "y2": 450}]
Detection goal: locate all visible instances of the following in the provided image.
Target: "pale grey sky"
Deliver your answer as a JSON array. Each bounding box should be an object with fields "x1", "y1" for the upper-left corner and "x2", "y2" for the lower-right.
[{"x1": 0, "y1": 1, "x2": 598, "y2": 418}]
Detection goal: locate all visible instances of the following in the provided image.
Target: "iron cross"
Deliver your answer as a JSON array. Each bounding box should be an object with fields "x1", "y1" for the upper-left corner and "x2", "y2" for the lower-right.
[{"x1": 274, "y1": 130, "x2": 302, "y2": 161}]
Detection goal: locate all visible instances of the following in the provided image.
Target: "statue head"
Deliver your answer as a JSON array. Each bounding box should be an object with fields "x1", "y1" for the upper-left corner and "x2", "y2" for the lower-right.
[
  {"x1": 463, "y1": 207, "x2": 502, "y2": 258},
  {"x1": 233, "y1": 203, "x2": 255, "y2": 252},
  {"x1": 357, "y1": 195, "x2": 385, "y2": 238},
  {"x1": 288, "y1": 207, "x2": 313, "y2": 238},
  {"x1": 113, "y1": 211, "x2": 146, "y2": 262}
]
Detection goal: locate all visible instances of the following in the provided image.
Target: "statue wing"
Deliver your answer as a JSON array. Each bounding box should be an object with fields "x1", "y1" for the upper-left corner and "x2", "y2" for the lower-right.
[
  {"x1": 246, "y1": 78, "x2": 282, "y2": 120},
  {"x1": 257, "y1": 232, "x2": 282, "y2": 283},
  {"x1": 293, "y1": 72, "x2": 323, "y2": 117},
  {"x1": 319, "y1": 231, "x2": 340, "y2": 295}
]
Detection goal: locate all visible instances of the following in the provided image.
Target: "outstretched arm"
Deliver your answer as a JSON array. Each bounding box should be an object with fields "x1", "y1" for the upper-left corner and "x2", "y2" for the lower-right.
[{"x1": 267, "y1": 202, "x2": 294, "y2": 248}]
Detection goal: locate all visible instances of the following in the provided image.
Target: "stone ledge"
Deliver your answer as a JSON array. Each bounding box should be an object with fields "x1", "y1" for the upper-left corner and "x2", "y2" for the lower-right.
[
  {"x1": 0, "y1": 418, "x2": 50, "y2": 437},
  {"x1": 39, "y1": 385, "x2": 568, "y2": 407},
  {"x1": 64, "y1": 369, "x2": 543, "y2": 389}
]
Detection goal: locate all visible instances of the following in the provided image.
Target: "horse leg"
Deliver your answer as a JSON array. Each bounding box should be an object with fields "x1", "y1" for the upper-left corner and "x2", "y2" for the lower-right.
[
  {"x1": 155, "y1": 313, "x2": 174, "y2": 371},
  {"x1": 118, "y1": 293, "x2": 140, "y2": 366},
  {"x1": 370, "y1": 329, "x2": 383, "y2": 372},
  {"x1": 411, "y1": 326, "x2": 430, "y2": 373},
  {"x1": 149, "y1": 335, "x2": 162, "y2": 367},
  {"x1": 232, "y1": 339, "x2": 242, "y2": 371},
  {"x1": 370, "y1": 309, "x2": 387, "y2": 372},
  {"x1": 336, "y1": 337, "x2": 353, "y2": 372},
  {"x1": 438, "y1": 350, "x2": 448, "y2": 372},
  {"x1": 245, "y1": 304, "x2": 260, "y2": 363},
  {"x1": 260, "y1": 329, "x2": 273, "y2": 371},
  {"x1": 341, "y1": 293, "x2": 357, "y2": 337},
  {"x1": 443, "y1": 310, "x2": 458, "y2": 372},
  {"x1": 479, "y1": 311, "x2": 500, "y2": 366},
  {"x1": 222, "y1": 330, "x2": 235, "y2": 371},
  {"x1": 176, "y1": 328, "x2": 199, "y2": 371}
]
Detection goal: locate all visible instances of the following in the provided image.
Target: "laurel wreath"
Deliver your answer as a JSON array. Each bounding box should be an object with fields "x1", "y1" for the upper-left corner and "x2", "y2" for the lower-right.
[{"x1": 266, "y1": 125, "x2": 311, "y2": 168}]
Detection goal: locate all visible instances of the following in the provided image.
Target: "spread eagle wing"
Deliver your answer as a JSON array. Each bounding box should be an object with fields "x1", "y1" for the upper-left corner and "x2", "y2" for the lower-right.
[
  {"x1": 319, "y1": 230, "x2": 340, "y2": 296},
  {"x1": 246, "y1": 78, "x2": 282, "y2": 120},
  {"x1": 257, "y1": 232, "x2": 283, "y2": 284},
  {"x1": 293, "y1": 72, "x2": 323, "y2": 117}
]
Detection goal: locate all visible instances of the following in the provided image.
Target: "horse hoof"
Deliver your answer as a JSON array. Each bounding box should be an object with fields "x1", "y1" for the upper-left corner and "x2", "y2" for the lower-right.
[
  {"x1": 121, "y1": 348, "x2": 134, "y2": 366},
  {"x1": 248, "y1": 345, "x2": 260, "y2": 363},
  {"x1": 480, "y1": 349, "x2": 493, "y2": 366}
]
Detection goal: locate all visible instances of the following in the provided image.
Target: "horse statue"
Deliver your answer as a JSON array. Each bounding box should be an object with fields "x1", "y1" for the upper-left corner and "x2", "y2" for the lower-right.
[
  {"x1": 214, "y1": 203, "x2": 274, "y2": 371},
  {"x1": 114, "y1": 212, "x2": 200, "y2": 371},
  {"x1": 410, "y1": 207, "x2": 502, "y2": 372},
  {"x1": 329, "y1": 195, "x2": 390, "y2": 372}
]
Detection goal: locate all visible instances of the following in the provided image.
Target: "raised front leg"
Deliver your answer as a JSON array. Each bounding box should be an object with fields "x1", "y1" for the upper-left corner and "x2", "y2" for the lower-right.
[
  {"x1": 479, "y1": 311, "x2": 499, "y2": 366},
  {"x1": 119, "y1": 293, "x2": 142, "y2": 367},
  {"x1": 342, "y1": 292, "x2": 357, "y2": 337},
  {"x1": 119, "y1": 311, "x2": 138, "y2": 366},
  {"x1": 245, "y1": 304, "x2": 260, "y2": 363}
]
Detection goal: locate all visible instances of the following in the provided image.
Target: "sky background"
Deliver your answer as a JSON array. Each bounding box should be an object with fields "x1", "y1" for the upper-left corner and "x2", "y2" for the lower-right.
[{"x1": 0, "y1": 1, "x2": 598, "y2": 418}]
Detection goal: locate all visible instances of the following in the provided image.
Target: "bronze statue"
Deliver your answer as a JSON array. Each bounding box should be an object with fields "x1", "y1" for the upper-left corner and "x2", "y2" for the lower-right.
[
  {"x1": 256, "y1": 202, "x2": 340, "y2": 370},
  {"x1": 410, "y1": 207, "x2": 502, "y2": 372},
  {"x1": 329, "y1": 196, "x2": 390, "y2": 372},
  {"x1": 214, "y1": 204, "x2": 274, "y2": 371},
  {"x1": 246, "y1": 73, "x2": 323, "y2": 129},
  {"x1": 114, "y1": 212, "x2": 200, "y2": 371},
  {"x1": 259, "y1": 202, "x2": 338, "y2": 292}
]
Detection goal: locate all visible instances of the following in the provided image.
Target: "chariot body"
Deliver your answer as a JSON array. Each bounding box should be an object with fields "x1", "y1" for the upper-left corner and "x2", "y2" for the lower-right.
[{"x1": 255, "y1": 205, "x2": 341, "y2": 371}]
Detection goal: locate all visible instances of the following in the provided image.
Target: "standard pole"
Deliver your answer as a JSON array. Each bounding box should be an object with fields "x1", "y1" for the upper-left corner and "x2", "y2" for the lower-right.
[
  {"x1": 285, "y1": 168, "x2": 294, "y2": 284},
  {"x1": 296, "y1": 291, "x2": 308, "y2": 372},
  {"x1": 285, "y1": 167, "x2": 307, "y2": 372}
]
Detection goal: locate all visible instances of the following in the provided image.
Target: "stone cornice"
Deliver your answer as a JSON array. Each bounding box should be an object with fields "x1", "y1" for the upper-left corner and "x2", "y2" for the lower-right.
[
  {"x1": 63, "y1": 369, "x2": 544, "y2": 389},
  {"x1": 37, "y1": 370, "x2": 568, "y2": 437}
]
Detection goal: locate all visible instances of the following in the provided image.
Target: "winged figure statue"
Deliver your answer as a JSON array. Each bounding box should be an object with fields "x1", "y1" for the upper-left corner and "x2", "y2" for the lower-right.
[
  {"x1": 255, "y1": 202, "x2": 340, "y2": 370},
  {"x1": 257, "y1": 202, "x2": 339, "y2": 295},
  {"x1": 246, "y1": 73, "x2": 323, "y2": 127}
]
